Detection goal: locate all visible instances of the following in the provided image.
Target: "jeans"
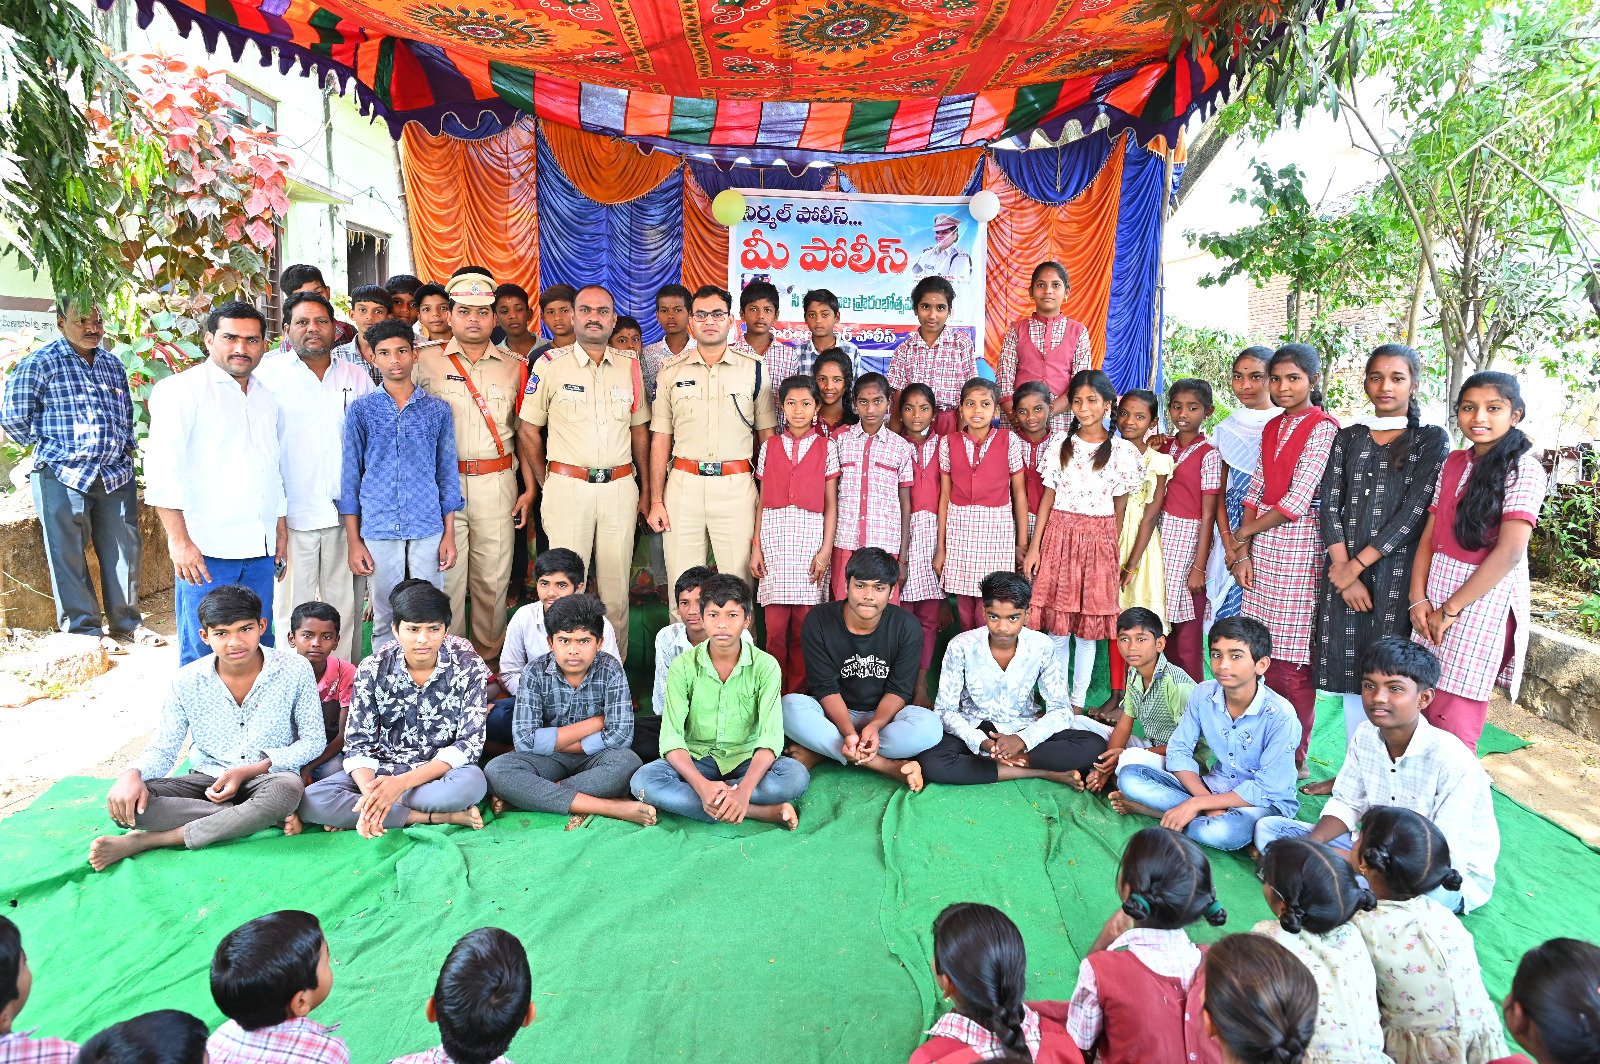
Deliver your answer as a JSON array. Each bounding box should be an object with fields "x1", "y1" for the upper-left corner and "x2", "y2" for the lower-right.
[
  {"x1": 298, "y1": 767, "x2": 487, "y2": 829},
  {"x1": 485, "y1": 697, "x2": 516, "y2": 746},
  {"x1": 1252, "y1": 815, "x2": 1465, "y2": 913},
  {"x1": 176, "y1": 555, "x2": 277, "y2": 665},
  {"x1": 485, "y1": 748, "x2": 642, "y2": 814},
  {"x1": 1115, "y1": 763, "x2": 1268, "y2": 851},
  {"x1": 31, "y1": 469, "x2": 143, "y2": 636},
  {"x1": 630, "y1": 754, "x2": 810, "y2": 823},
  {"x1": 780, "y1": 696, "x2": 943, "y2": 764}
]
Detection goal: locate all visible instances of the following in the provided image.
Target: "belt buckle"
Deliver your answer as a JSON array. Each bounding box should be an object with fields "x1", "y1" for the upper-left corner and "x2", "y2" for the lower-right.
[
  {"x1": 462, "y1": 460, "x2": 478, "y2": 475},
  {"x1": 587, "y1": 467, "x2": 608, "y2": 484},
  {"x1": 698, "y1": 461, "x2": 721, "y2": 476}
]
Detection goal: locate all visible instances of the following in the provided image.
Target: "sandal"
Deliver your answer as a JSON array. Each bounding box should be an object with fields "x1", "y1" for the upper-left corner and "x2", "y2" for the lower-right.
[
  {"x1": 99, "y1": 635, "x2": 128, "y2": 656},
  {"x1": 115, "y1": 626, "x2": 168, "y2": 648}
]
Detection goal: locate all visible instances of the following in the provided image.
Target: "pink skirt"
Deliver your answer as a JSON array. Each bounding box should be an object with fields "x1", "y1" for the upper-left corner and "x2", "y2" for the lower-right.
[{"x1": 1032, "y1": 511, "x2": 1120, "y2": 640}]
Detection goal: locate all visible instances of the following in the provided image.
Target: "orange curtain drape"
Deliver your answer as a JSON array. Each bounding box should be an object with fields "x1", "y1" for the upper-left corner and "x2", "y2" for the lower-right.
[
  {"x1": 838, "y1": 148, "x2": 983, "y2": 197},
  {"x1": 681, "y1": 167, "x2": 727, "y2": 289},
  {"x1": 400, "y1": 121, "x2": 541, "y2": 322},
  {"x1": 981, "y1": 139, "x2": 1126, "y2": 370},
  {"x1": 539, "y1": 121, "x2": 681, "y2": 205}
]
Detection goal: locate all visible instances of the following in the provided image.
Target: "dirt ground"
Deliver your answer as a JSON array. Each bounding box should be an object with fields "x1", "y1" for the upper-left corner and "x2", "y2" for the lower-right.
[{"x1": 3, "y1": 612, "x2": 1598, "y2": 848}]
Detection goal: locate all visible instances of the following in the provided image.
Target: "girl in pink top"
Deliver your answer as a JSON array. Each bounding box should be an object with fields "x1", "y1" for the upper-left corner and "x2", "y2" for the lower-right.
[
  {"x1": 1408, "y1": 371, "x2": 1547, "y2": 751},
  {"x1": 998, "y1": 261, "x2": 1093, "y2": 434}
]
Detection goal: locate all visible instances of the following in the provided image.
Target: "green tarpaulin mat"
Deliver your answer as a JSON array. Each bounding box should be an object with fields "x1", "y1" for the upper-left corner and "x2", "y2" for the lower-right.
[{"x1": 0, "y1": 675, "x2": 1586, "y2": 1062}]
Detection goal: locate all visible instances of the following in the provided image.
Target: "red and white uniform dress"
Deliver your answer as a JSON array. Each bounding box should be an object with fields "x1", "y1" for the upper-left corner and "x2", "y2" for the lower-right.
[
  {"x1": 1158, "y1": 434, "x2": 1222, "y2": 682},
  {"x1": 939, "y1": 428, "x2": 1025, "y2": 597},
  {"x1": 1243, "y1": 407, "x2": 1338, "y2": 762},
  {"x1": 901, "y1": 432, "x2": 944, "y2": 669},
  {"x1": 832, "y1": 423, "x2": 915, "y2": 600},
  {"x1": 887, "y1": 328, "x2": 974, "y2": 436},
  {"x1": 998, "y1": 313, "x2": 1092, "y2": 434},
  {"x1": 1413, "y1": 448, "x2": 1547, "y2": 750},
  {"x1": 1019, "y1": 430, "x2": 1056, "y2": 541},
  {"x1": 756, "y1": 427, "x2": 840, "y2": 691}
]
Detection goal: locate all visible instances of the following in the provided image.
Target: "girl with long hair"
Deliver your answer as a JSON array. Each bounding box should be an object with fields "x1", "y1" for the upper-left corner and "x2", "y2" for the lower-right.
[
  {"x1": 812, "y1": 347, "x2": 856, "y2": 438},
  {"x1": 898, "y1": 383, "x2": 945, "y2": 706},
  {"x1": 1213, "y1": 347, "x2": 1279, "y2": 619}
]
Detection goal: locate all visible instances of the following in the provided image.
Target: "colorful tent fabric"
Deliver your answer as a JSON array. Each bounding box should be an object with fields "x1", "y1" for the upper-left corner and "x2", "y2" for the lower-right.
[
  {"x1": 399, "y1": 120, "x2": 1169, "y2": 390},
  {"x1": 106, "y1": 0, "x2": 1230, "y2": 153}
]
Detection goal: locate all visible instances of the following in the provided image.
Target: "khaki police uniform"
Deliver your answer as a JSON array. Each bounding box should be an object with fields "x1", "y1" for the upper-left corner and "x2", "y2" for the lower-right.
[
  {"x1": 414, "y1": 275, "x2": 526, "y2": 660},
  {"x1": 651, "y1": 343, "x2": 776, "y2": 608},
  {"x1": 522, "y1": 343, "x2": 650, "y2": 660}
]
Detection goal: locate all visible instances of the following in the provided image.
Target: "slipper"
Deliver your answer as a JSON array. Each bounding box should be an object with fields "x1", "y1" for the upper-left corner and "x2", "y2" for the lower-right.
[
  {"x1": 99, "y1": 635, "x2": 128, "y2": 656},
  {"x1": 117, "y1": 626, "x2": 168, "y2": 648}
]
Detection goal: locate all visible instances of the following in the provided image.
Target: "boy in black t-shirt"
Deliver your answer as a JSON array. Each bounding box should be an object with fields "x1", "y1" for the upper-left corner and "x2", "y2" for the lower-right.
[{"x1": 780, "y1": 548, "x2": 941, "y2": 790}]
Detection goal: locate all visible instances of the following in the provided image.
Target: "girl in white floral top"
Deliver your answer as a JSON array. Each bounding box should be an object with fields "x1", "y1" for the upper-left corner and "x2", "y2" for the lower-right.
[
  {"x1": 1254, "y1": 837, "x2": 1392, "y2": 1064},
  {"x1": 1351, "y1": 807, "x2": 1508, "y2": 1064}
]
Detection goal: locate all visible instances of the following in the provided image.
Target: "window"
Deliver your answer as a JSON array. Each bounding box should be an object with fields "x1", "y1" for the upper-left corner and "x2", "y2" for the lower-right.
[
  {"x1": 347, "y1": 225, "x2": 390, "y2": 292},
  {"x1": 223, "y1": 76, "x2": 277, "y2": 130},
  {"x1": 258, "y1": 223, "x2": 285, "y2": 336}
]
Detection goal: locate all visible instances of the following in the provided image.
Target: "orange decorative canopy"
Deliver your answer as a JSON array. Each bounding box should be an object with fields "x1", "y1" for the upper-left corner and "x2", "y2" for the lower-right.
[{"x1": 108, "y1": 0, "x2": 1232, "y2": 153}]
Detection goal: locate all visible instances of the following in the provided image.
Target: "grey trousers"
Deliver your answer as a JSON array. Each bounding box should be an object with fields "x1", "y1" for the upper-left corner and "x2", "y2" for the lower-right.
[
  {"x1": 297, "y1": 766, "x2": 486, "y2": 829},
  {"x1": 130, "y1": 771, "x2": 304, "y2": 849},
  {"x1": 367, "y1": 535, "x2": 443, "y2": 648},
  {"x1": 32, "y1": 469, "x2": 143, "y2": 636},
  {"x1": 485, "y1": 748, "x2": 642, "y2": 814}
]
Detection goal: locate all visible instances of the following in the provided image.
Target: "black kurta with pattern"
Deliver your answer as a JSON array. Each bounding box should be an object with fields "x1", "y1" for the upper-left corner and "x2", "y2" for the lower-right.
[{"x1": 1314, "y1": 423, "x2": 1449, "y2": 693}]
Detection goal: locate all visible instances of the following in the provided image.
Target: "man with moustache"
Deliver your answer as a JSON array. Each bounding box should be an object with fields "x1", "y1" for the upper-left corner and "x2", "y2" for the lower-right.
[{"x1": 144, "y1": 301, "x2": 288, "y2": 664}]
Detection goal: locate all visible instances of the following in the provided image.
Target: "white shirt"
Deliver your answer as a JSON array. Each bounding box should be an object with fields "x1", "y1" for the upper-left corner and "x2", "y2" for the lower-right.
[
  {"x1": 651, "y1": 622, "x2": 753, "y2": 714},
  {"x1": 257, "y1": 351, "x2": 375, "y2": 531},
  {"x1": 1324, "y1": 716, "x2": 1498, "y2": 912},
  {"x1": 934, "y1": 627, "x2": 1077, "y2": 753},
  {"x1": 499, "y1": 600, "x2": 620, "y2": 695},
  {"x1": 1038, "y1": 433, "x2": 1142, "y2": 516},
  {"x1": 143, "y1": 360, "x2": 286, "y2": 559}
]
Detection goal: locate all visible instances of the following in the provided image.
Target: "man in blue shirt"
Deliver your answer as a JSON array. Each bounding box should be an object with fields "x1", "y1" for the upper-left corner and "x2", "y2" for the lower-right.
[
  {"x1": 0, "y1": 300, "x2": 163, "y2": 649},
  {"x1": 340, "y1": 319, "x2": 464, "y2": 649},
  {"x1": 1110, "y1": 616, "x2": 1301, "y2": 851}
]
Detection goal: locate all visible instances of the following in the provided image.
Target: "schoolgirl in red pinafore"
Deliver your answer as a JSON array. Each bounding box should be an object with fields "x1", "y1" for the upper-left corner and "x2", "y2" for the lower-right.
[
  {"x1": 936, "y1": 379, "x2": 1027, "y2": 632},
  {"x1": 898, "y1": 384, "x2": 945, "y2": 697},
  {"x1": 999, "y1": 262, "x2": 1093, "y2": 435},
  {"x1": 753, "y1": 377, "x2": 840, "y2": 694},
  {"x1": 1237, "y1": 346, "x2": 1338, "y2": 768},
  {"x1": 1012, "y1": 380, "x2": 1057, "y2": 543},
  {"x1": 1158, "y1": 382, "x2": 1223, "y2": 683}
]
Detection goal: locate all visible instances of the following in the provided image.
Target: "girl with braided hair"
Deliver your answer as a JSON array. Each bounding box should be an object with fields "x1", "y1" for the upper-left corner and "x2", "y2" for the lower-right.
[
  {"x1": 910, "y1": 903, "x2": 1081, "y2": 1063},
  {"x1": 1253, "y1": 837, "x2": 1387, "y2": 1063},
  {"x1": 1352, "y1": 807, "x2": 1508, "y2": 1064},
  {"x1": 1067, "y1": 827, "x2": 1227, "y2": 1063},
  {"x1": 1494, "y1": 938, "x2": 1600, "y2": 1064},
  {"x1": 1202, "y1": 934, "x2": 1320, "y2": 1064}
]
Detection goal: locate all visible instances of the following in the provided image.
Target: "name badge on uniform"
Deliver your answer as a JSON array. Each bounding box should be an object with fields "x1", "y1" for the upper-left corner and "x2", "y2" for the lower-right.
[
  {"x1": 611, "y1": 386, "x2": 629, "y2": 401},
  {"x1": 563, "y1": 383, "x2": 585, "y2": 393},
  {"x1": 445, "y1": 374, "x2": 467, "y2": 383},
  {"x1": 675, "y1": 379, "x2": 696, "y2": 388}
]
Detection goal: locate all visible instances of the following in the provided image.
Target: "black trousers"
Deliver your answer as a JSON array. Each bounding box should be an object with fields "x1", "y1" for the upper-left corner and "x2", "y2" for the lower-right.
[{"x1": 918, "y1": 723, "x2": 1107, "y2": 786}]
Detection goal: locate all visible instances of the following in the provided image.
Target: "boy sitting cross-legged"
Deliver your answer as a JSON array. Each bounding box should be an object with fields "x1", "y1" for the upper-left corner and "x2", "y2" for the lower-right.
[
  {"x1": 484, "y1": 595, "x2": 653, "y2": 828},
  {"x1": 389, "y1": 929, "x2": 534, "y2": 1064},
  {"x1": 207, "y1": 910, "x2": 348, "y2": 1064},
  {"x1": 1083, "y1": 607, "x2": 1198, "y2": 791},
  {"x1": 1111, "y1": 616, "x2": 1300, "y2": 852},
  {"x1": 630, "y1": 574, "x2": 810, "y2": 829},
  {"x1": 0, "y1": 916, "x2": 77, "y2": 1064}
]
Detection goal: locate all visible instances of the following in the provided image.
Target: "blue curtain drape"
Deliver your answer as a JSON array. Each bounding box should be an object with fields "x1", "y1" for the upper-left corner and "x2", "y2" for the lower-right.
[
  {"x1": 685, "y1": 160, "x2": 832, "y2": 197},
  {"x1": 536, "y1": 135, "x2": 686, "y2": 345},
  {"x1": 1103, "y1": 138, "x2": 1167, "y2": 394},
  {"x1": 988, "y1": 135, "x2": 1114, "y2": 205}
]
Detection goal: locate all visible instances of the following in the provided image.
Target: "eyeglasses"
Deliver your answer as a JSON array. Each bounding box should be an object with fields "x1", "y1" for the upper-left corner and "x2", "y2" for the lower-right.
[{"x1": 692, "y1": 310, "x2": 729, "y2": 322}]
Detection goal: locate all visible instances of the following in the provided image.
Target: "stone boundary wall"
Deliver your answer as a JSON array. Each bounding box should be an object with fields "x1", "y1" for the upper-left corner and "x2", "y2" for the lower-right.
[{"x1": 1521, "y1": 624, "x2": 1600, "y2": 743}]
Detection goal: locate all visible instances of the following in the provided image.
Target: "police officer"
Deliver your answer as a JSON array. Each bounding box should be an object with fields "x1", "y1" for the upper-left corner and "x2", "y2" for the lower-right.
[
  {"x1": 646, "y1": 285, "x2": 776, "y2": 615},
  {"x1": 517, "y1": 284, "x2": 649, "y2": 660},
  {"x1": 414, "y1": 271, "x2": 536, "y2": 660}
]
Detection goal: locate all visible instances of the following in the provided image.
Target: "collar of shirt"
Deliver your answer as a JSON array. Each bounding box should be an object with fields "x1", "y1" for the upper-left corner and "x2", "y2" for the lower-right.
[
  {"x1": 1381, "y1": 714, "x2": 1451, "y2": 764},
  {"x1": 681, "y1": 344, "x2": 750, "y2": 369},
  {"x1": 563, "y1": 344, "x2": 623, "y2": 367},
  {"x1": 689, "y1": 637, "x2": 754, "y2": 676},
  {"x1": 380, "y1": 636, "x2": 473, "y2": 691},
  {"x1": 536, "y1": 650, "x2": 601, "y2": 691},
  {"x1": 199, "y1": 355, "x2": 260, "y2": 393},
  {"x1": 925, "y1": 1006, "x2": 1042, "y2": 1057},
  {"x1": 442, "y1": 338, "x2": 515, "y2": 364},
  {"x1": 1205, "y1": 677, "x2": 1275, "y2": 721},
  {"x1": 1126, "y1": 655, "x2": 1171, "y2": 696},
  {"x1": 1107, "y1": 926, "x2": 1203, "y2": 969}
]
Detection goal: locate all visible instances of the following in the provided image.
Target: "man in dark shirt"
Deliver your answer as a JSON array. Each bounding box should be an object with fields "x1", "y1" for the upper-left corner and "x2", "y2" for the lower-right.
[{"x1": 781, "y1": 548, "x2": 941, "y2": 790}]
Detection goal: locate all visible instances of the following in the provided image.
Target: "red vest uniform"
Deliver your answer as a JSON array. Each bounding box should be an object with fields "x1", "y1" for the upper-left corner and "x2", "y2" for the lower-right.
[
  {"x1": 1161, "y1": 436, "x2": 1218, "y2": 520},
  {"x1": 1085, "y1": 948, "x2": 1220, "y2": 1064},
  {"x1": 948, "y1": 429, "x2": 1014, "y2": 507},
  {"x1": 1012, "y1": 315, "x2": 1088, "y2": 397},
  {"x1": 759, "y1": 432, "x2": 827, "y2": 513}
]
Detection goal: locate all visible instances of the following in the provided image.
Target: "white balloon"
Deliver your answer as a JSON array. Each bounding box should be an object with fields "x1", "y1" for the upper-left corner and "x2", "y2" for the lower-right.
[{"x1": 968, "y1": 189, "x2": 1001, "y2": 222}]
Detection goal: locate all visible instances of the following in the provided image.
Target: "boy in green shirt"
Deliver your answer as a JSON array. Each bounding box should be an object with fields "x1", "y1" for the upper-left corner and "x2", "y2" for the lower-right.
[
  {"x1": 629, "y1": 574, "x2": 809, "y2": 829},
  {"x1": 1085, "y1": 607, "x2": 1198, "y2": 791}
]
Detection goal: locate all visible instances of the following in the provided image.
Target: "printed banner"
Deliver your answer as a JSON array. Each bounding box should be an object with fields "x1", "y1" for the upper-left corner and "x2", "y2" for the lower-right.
[{"x1": 728, "y1": 190, "x2": 988, "y2": 376}]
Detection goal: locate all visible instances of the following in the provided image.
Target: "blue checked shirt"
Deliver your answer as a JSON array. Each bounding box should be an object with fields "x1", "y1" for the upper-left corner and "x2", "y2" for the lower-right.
[
  {"x1": 339, "y1": 387, "x2": 464, "y2": 540},
  {"x1": 1166, "y1": 679, "x2": 1301, "y2": 816},
  {"x1": 513, "y1": 651, "x2": 634, "y2": 756},
  {"x1": 0, "y1": 337, "x2": 136, "y2": 492}
]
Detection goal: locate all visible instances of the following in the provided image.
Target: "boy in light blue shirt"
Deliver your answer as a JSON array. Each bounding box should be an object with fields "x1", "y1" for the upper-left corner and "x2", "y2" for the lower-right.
[{"x1": 1110, "y1": 616, "x2": 1300, "y2": 850}]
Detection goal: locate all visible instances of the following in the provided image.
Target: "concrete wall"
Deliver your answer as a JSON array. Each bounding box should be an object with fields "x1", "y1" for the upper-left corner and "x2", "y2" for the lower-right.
[{"x1": 1521, "y1": 625, "x2": 1600, "y2": 744}]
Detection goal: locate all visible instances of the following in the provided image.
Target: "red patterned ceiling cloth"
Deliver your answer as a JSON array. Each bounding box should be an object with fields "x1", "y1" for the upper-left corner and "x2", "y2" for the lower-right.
[{"x1": 107, "y1": 0, "x2": 1236, "y2": 154}]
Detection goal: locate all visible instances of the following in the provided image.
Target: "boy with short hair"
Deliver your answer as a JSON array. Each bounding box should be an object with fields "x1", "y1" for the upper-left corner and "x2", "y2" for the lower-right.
[
  {"x1": 731, "y1": 280, "x2": 796, "y2": 388},
  {"x1": 530, "y1": 284, "x2": 577, "y2": 361},
  {"x1": 333, "y1": 284, "x2": 395, "y2": 386},
  {"x1": 609, "y1": 315, "x2": 643, "y2": 353},
  {"x1": 1083, "y1": 607, "x2": 1198, "y2": 790},
  {"x1": 484, "y1": 595, "x2": 651, "y2": 826},
  {"x1": 390, "y1": 928, "x2": 533, "y2": 1064},
  {"x1": 207, "y1": 910, "x2": 347, "y2": 1064},
  {"x1": 795, "y1": 288, "x2": 860, "y2": 377},
  {"x1": 287, "y1": 601, "x2": 355, "y2": 784},
  {"x1": 414, "y1": 283, "x2": 453, "y2": 347},
  {"x1": 1253, "y1": 638, "x2": 1497, "y2": 912},
  {"x1": 90, "y1": 585, "x2": 323, "y2": 871},
  {"x1": 639, "y1": 283, "x2": 694, "y2": 401},
  {"x1": 887, "y1": 275, "x2": 971, "y2": 433},
  {"x1": 340, "y1": 319, "x2": 464, "y2": 648},
  {"x1": 1111, "y1": 616, "x2": 1300, "y2": 851},
  {"x1": 493, "y1": 284, "x2": 537, "y2": 358},
  {"x1": 498, "y1": 549, "x2": 621, "y2": 696},
  {"x1": 0, "y1": 916, "x2": 77, "y2": 1063},
  {"x1": 630, "y1": 574, "x2": 809, "y2": 828},
  {"x1": 384, "y1": 275, "x2": 423, "y2": 326}
]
